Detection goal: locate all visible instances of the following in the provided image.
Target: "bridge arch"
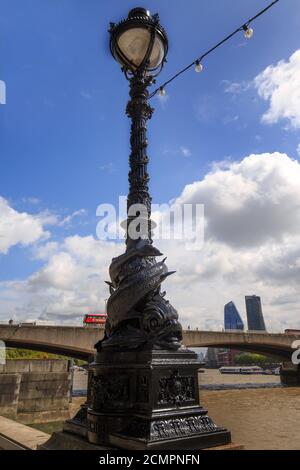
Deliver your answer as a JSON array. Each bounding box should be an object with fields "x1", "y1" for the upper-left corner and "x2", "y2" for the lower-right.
[{"x1": 183, "y1": 331, "x2": 294, "y2": 361}]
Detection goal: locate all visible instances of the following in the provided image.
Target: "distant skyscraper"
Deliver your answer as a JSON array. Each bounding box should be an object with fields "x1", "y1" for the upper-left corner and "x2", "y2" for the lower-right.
[
  {"x1": 224, "y1": 301, "x2": 244, "y2": 331},
  {"x1": 245, "y1": 295, "x2": 266, "y2": 331}
]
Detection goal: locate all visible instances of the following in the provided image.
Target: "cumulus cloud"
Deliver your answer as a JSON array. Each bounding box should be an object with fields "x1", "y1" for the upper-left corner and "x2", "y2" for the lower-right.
[
  {"x1": 2, "y1": 236, "x2": 120, "y2": 322},
  {"x1": 174, "y1": 152, "x2": 300, "y2": 248},
  {"x1": 158, "y1": 152, "x2": 300, "y2": 330},
  {"x1": 2, "y1": 152, "x2": 300, "y2": 331},
  {"x1": 254, "y1": 49, "x2": 300, "y2": 128},
  {"x1": 0, "y1": 197, "x2": 50, "y2": 254}
]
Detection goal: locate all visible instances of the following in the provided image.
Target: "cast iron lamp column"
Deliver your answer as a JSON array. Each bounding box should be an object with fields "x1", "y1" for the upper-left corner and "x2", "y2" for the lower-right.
[
  {"x1": 125, "y1": 70, "x2": 153, "y2": 247},
  {"x1": 110, "y1": 7, "x2": 167, "y2": 246},
  {"x1": 96, "y1": 8, "x2": 183, "y2": 351}
]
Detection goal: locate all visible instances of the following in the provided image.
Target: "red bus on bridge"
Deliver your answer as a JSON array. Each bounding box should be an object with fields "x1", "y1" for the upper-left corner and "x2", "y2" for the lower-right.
[{"x1": 83, "y1": 313, "x2": 107, "y2": 326}]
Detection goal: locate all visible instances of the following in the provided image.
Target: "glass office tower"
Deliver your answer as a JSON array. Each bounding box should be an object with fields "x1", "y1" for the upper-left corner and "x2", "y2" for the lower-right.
[
  {"x1": 224, "y1": 301, "x2": 244, "y2": 331},
  {"x1": 245, "y1": 295, "x2": 266, "y2": 331}
]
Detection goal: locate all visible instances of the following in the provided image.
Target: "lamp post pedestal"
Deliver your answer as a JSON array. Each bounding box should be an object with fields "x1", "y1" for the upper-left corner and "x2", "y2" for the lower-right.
[{"x1": 87, "y1": 349, "x2": 230, "y2": 450}]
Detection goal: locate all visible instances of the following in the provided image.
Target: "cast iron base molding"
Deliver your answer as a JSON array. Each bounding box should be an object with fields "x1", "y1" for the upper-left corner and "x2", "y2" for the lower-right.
[{"x1": 87, "y1": 348, "x2": 231, "y2": 450}]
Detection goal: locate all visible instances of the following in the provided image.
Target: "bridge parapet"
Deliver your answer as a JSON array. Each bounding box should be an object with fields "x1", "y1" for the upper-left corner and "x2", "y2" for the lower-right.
[{"x1": 0, "y1": 325, "x2": 296, "y2": 360}]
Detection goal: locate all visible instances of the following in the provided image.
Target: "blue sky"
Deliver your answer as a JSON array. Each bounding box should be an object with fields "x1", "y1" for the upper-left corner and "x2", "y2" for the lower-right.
[{"x1": 1, "y1": 0, "x2": 300, "y2": 329}]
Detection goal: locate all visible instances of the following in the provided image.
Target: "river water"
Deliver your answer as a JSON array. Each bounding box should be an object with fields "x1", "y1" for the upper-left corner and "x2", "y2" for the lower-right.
[
  {"x1": 32, "y1": 369, "x2": 300, "y2": 450},
  {"x1": 199, "y1": 370, "x2": 299, "y2": 449}
]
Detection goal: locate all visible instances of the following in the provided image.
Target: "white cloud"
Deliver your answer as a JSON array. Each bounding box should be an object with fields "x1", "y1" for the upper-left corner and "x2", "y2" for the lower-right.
[
  {"x1": 254, "y1": 49, "x2": 300, "y2": 128},
  {"x1": 2, "y1": 153, "x2": 300, "y2": 332},
  {"x1": 37, "y1": 210, "x2": 59, "y2": 226},
  {"x1": 175, "y1": 152, "x2": 300, "y2": 248},
  {"x1": 180, "y1": 146, "x2": 192, "y2": 157},
  {"x1": 163, "y1": 146, "x2": 192, "y2": 158},
  {"x1": 21, "y1": 197, "x2": 41, "y2": 205},
  {"x1": 2, "y1": 236, "x2": 119, "y2": 322},
  {"x1": 58, "y1": 209, "x2": 87, "y2": 227},
  {"x1": 159, "y1": 152, "x2": 300, "y2": 331},
  {"x1": 34, "y1": 242, "x2": 59, "y2": 261},
  {"x1": 0, "y1": 197, "x2": 50, "y2": 254},
  {"x1": 222, "y1": 80, "x2": 251, "y2": 94}
]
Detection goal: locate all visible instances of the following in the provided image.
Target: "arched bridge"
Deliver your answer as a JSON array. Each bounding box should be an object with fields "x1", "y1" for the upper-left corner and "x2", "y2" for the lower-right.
[
  {"x1": 0, "y1": 324, "x2": 297, "y2": 361},
  {"x1": 183, "y1": 330, "x2": 296, "y2": 361}
]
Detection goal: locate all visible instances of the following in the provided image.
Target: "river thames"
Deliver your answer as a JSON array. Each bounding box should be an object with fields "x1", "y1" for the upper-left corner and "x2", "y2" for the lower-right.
[{"x1": 200, "y1": 369, "x2": 300, "y2": 450}]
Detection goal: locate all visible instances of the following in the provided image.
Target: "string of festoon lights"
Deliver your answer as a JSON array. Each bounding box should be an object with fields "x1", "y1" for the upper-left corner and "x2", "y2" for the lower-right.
[{"x1": 149, "y1": 0, "x2": 280, "y2": 99}]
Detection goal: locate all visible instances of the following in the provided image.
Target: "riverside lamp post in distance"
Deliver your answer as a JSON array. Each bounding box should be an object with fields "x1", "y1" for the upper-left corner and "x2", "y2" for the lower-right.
[{"x1": 85, "y1": 7, "x2": 232, "y2": 450}]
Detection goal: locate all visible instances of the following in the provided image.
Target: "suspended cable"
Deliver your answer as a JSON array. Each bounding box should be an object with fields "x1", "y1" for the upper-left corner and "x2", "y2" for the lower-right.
[{"x1": 150, "y1": 0, "x2": 280, "y2": 99}]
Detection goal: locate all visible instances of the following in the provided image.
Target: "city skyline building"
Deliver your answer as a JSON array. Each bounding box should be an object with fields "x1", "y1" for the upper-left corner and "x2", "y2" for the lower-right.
[
  {"x1": 224, "y1": 301, "x2": 244, "y2": 331},
  {"x1": 245, "y1": 295, "x2": 266, "y2": 331}
]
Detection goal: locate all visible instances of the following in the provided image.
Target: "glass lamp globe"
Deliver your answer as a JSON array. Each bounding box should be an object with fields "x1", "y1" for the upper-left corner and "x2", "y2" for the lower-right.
[
  {"x1": 110, "y1": 8, "x2": 168, "y2": 73},
  {"x1": 195, "y1": 61, "x2": 203, "y2": 73},
  {"x1": 243, "y1": 26, "x2": 254, "y2": 39}
]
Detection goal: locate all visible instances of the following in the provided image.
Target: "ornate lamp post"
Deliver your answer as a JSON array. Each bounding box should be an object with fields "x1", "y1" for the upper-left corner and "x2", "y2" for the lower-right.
[
  {"x1": 98, "y1": 8, "x2": 182, "y2": 351},
  {"x1": 86, "y1": 7, "x2": 231, "y2": 450}
]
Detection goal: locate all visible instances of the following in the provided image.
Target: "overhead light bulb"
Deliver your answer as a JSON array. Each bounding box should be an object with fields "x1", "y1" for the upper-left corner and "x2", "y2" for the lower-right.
[
  {"x1": 159, "y1": 86, "x2": 166, "y2": 96},
  {"x1": 243, "y1": 25, "x2": 254, "y2": 39},
  {"x1": 195, "y1": 60, "x2": 203, "y2": 73}
]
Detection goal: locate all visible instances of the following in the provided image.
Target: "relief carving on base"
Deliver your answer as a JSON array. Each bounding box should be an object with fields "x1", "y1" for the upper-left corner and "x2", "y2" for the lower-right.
[
  {"x1": 157, "y1": 370, "x2": 196, "y2": 405},
  {"x1": 90, "y1": 374, "x2": 129, "y2": 409}
]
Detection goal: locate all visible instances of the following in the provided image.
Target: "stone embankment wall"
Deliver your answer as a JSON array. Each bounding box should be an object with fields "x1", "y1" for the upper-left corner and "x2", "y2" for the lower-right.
[{"x1": 0, "y1": 359, "x2": 72, "y2": 424}]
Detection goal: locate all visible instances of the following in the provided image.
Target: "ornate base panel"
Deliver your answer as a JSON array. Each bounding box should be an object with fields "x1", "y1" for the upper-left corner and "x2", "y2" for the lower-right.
[{"x1": 86, "y1": 349, "x2": 231, "y2": 449}]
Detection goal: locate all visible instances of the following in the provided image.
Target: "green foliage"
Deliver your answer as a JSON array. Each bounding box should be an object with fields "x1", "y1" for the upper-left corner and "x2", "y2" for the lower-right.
[
  {"x1": 234, "y1": 352, "x2": 269, "y2": 365},
  {"x1": 6, "y1": 348, "x2": 85, "y2": 365}
]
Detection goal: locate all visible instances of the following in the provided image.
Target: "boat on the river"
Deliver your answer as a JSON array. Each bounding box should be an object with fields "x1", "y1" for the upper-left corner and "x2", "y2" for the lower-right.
[{"x1": 219, "y1": 366, "x2": 263, "y2": 374}]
